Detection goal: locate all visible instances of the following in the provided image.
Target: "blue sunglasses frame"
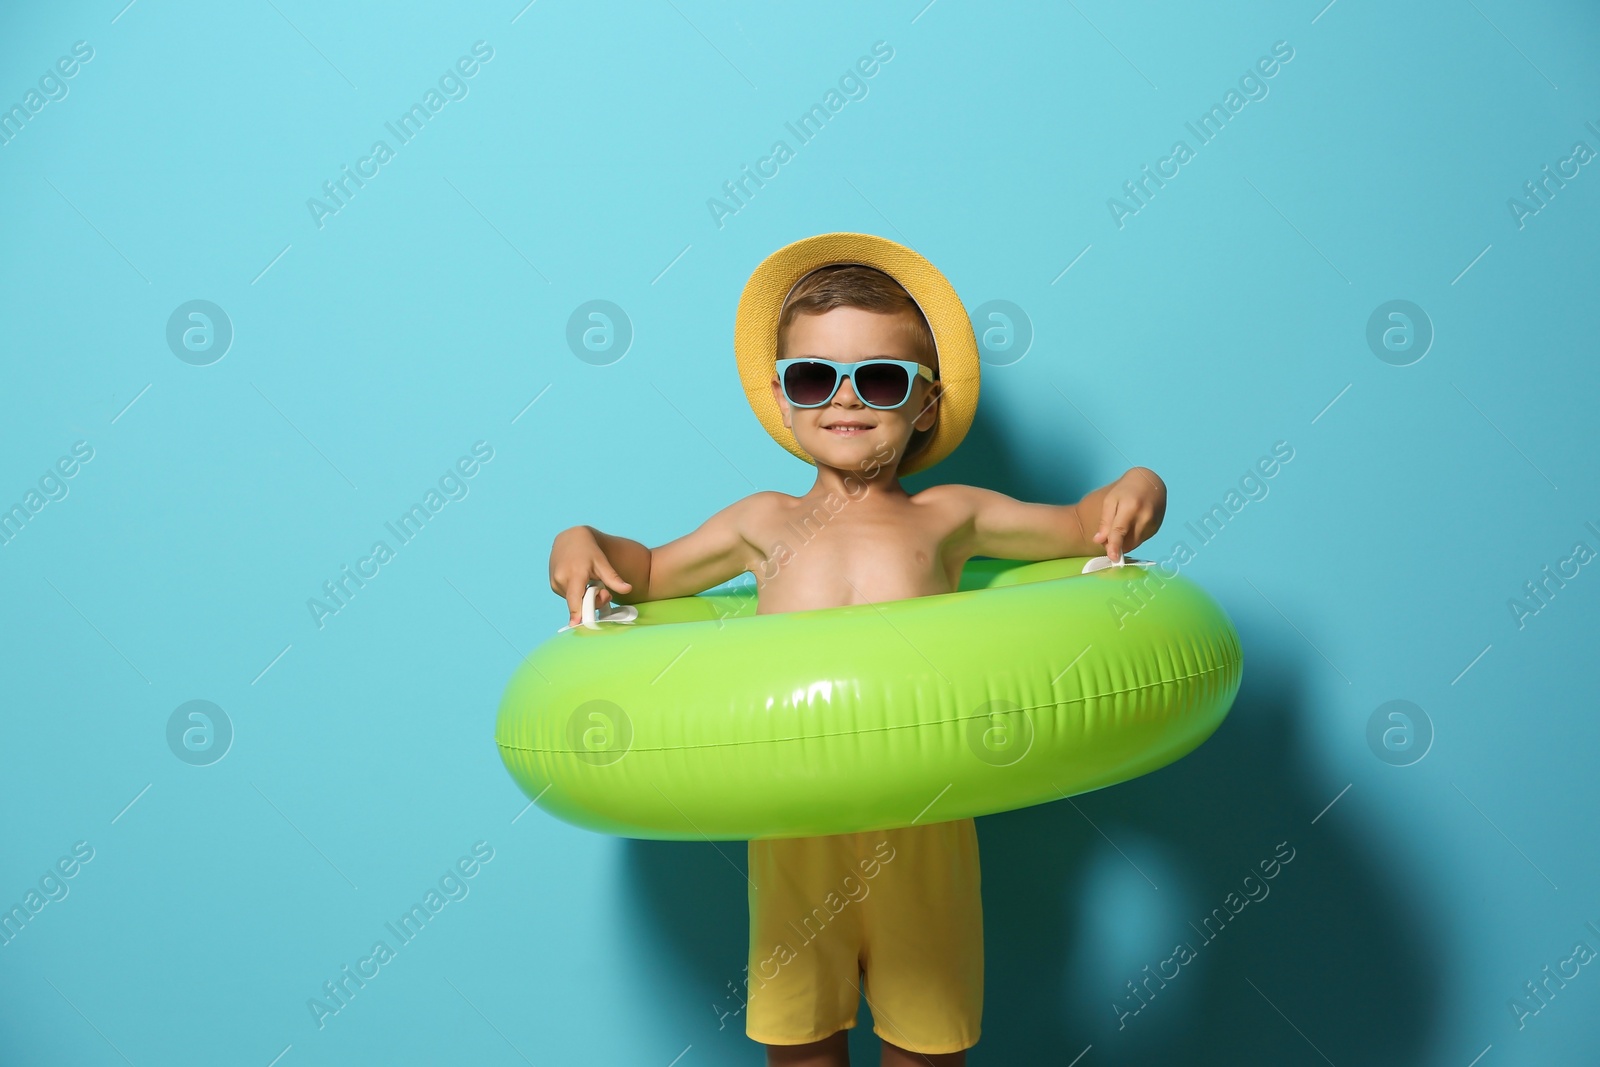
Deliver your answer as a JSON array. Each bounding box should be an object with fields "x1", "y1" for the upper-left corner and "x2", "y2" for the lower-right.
[{"x1": 775, "y1": 358, "x2": 936, "y2": 410}]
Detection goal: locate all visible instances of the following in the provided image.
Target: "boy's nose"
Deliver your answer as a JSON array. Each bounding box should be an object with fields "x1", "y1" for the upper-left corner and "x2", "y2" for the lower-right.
[{"x1": 832, "y1": 376, "x2": 863, "y2": 406}]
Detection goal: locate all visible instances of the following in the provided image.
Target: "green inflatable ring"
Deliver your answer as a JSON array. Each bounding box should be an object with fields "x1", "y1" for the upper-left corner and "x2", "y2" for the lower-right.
[{"x1": 495, "y1": 556, "x2": 1242, "y2": 841}]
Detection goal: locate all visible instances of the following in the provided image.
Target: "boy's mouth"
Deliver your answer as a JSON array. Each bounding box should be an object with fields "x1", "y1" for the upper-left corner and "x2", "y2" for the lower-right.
[{"x1": 821, "y1": 420, "x2": 874, "y2": 436}]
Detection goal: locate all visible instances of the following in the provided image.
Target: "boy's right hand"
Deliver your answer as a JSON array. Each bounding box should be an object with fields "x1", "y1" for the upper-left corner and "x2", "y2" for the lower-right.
[{"x1": 550, "y1": 526, "x2": 634, "y2": 628}]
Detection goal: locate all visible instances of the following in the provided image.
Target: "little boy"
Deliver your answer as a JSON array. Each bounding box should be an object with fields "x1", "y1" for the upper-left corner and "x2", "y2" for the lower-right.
[{"x1": 548, "y1": 233, "x2": 1166, "y2": 1065}]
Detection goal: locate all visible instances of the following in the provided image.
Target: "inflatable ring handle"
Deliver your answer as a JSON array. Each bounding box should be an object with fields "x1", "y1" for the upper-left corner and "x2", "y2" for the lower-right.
[
  {"x1": 578, "y1": 583, "x2": 639, "y2": 631},
  {"x1": 581, "y1": 584, "x2": 602, "y2": 630}
]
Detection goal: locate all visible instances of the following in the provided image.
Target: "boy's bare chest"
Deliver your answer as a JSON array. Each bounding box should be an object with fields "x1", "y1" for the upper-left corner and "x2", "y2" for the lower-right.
[{"x1": 748, "y1": 499, "x2": 961, "y2": 613}]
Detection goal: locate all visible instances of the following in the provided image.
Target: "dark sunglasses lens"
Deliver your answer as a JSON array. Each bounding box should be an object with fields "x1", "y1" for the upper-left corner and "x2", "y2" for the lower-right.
[
  {"x1": 784, "y1": 362, "x2": 838, "y2": 406},
  {"x1": 853, "y1": 362, "x2": 912, "y2": 407}
]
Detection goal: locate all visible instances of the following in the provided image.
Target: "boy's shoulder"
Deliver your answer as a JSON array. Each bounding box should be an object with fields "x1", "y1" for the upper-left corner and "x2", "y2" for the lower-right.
[
  {"x1": 716, "y1": 489, "x2": 798, "y2": 524},
  {"x1": 911, "y1": 482, "x2": 979, "y2": 502},
  {"x1": 733, "y1": 489, "x2": 798, "y2": 510},
  {"x1": 910, "y1": 483, "x2": 1045, "y2": 526},
  {"x1": 909, "y1": 482, "x2": 988, "y2": 511}
]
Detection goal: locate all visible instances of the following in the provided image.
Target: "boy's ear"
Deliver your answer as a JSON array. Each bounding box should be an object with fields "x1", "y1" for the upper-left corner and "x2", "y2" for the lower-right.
[
  {"x1": 769, "y1": 376, "x2": 793, "y2": 428},
  {"x1": 912, "y1": 381, "x2": 942, "y2": 431}
]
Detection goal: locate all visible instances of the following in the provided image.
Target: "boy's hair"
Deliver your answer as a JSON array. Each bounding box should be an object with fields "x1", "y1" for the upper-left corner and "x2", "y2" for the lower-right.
[{"x1": 775, "y1": 263, "x2": 940, "y2": 469}]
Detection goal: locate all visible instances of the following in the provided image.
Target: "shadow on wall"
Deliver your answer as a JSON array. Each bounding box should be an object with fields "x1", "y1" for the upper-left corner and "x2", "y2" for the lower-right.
[
  {"x1": 902, "y1": 397, "x2": 1081, "y2": 504},
  {"x1": 974, "y1": 649, "x2": 1439, "y2": 1065},
  {"x1": 611, "y1": 410, "x2": 1439, "y2": 1063}
]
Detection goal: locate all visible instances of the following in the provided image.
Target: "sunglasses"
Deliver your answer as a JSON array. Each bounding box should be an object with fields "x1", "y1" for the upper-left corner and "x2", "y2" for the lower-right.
[{"x1": 775, "y1": 358, "x2": 935, "y2": 410}]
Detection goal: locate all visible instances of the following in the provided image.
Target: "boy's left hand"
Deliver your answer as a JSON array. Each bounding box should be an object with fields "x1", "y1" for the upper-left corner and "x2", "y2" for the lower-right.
[{"x1": 1092, "y1": 467, "x2": 1167, "y2": 562}]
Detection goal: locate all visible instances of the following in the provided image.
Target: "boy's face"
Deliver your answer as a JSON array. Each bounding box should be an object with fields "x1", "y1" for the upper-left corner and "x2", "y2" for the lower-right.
[{"x1": 770, "y1": 306, "x2": 941, "y2": 474}]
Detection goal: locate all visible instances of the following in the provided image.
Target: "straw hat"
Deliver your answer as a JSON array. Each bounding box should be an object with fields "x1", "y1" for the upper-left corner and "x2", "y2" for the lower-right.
[{"x1": 733, "y1": 232, "x2": 979, "y2": 476}]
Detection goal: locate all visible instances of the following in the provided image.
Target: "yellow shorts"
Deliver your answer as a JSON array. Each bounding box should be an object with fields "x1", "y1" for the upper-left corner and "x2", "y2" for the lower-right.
[{"x1": 745, "y1": 817, "x2": 983, "y2": 1054}]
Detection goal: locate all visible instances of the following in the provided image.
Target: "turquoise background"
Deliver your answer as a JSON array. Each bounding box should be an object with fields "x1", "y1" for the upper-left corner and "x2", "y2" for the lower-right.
[{"x1": 2, "y1": 0, "x2": 1598, "y2": 1063}]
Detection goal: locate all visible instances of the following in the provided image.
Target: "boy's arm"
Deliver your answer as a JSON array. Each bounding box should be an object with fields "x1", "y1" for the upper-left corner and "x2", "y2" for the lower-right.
[
  {"x1": 944, "y1": 467, "x2": 1167, "y2": 563},
  {"x1": 550, "y1": 495, "x2": 770, "y2": 626}
]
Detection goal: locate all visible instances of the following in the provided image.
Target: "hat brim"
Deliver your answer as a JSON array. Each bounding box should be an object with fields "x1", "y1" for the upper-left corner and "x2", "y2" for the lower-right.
[{"x1": 734, "y1": 232, "x2": 979, "y2": 477}]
